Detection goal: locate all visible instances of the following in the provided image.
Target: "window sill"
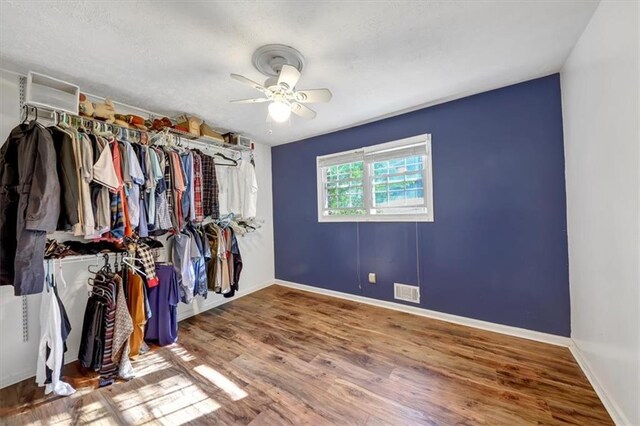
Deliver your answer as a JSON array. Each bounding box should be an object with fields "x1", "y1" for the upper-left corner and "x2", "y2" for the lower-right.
[{"x1": 318, "y1": 215, "x2": 434, "y2": 223}]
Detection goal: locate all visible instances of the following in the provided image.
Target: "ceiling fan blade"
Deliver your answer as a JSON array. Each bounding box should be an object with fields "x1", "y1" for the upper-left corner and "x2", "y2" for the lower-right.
[
  {"x1": 291, "y1": 103, "x2": 317, "y2": 120},
  {"x1": 230, "y1": 74, "x2": 270, "y2": 94},
  {"x1": 277, "y1": 64, "x2": 301, "y2": 90},
  {"x1": 230, "y1": 98, "x2": 270, "y2": 104},
  {"x1": 294, "y1": 89, "x2": 333, "y2": 103}
]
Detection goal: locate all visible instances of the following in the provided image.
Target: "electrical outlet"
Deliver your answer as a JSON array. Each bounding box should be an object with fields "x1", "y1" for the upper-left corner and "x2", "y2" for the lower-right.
[{"x1": 368, "y1": 273, "x2": 376, "y2": 284}]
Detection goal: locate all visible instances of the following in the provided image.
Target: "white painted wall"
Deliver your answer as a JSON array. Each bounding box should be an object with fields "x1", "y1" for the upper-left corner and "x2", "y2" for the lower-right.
[
  {"x1": 560, "y1": 1, "x2": 639, "y2": 425},
  {"x1": 0, "y1": 69, "x2": 275, "y2": 388}
]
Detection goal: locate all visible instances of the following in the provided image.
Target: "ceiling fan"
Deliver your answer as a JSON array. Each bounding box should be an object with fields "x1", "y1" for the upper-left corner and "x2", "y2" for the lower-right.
[{"x1": 230, "y1": 44, "x2": 332, "y2": 123}]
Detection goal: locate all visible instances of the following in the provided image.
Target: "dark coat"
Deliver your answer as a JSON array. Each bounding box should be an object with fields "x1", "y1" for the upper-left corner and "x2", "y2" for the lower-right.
[
  {"x1": 0, "y1": 122, "x2": 60, "y2": 295},
  {"x1": 50, "y1": 127, "x2": 80, "y2": 231}
]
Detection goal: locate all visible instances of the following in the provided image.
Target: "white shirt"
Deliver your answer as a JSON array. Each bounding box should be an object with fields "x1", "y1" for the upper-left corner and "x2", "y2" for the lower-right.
[
  {"x1": 36, "y1": 280, "x2": 75, "y2": 396},
  {"x1": 238, "y1": 158, "x2": 258, "y2": 219},
  {"x1": 215, "y1": 164, "x2": 230, "y2": 215},
  {"x1": 227, "y1": 165, "x2": 242, "y2": 216}
]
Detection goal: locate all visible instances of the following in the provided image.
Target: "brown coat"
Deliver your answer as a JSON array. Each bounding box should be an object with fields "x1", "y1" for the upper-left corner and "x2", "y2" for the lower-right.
[{"x1": 0, "y1": 122, "x2": 61, "y2": 295}]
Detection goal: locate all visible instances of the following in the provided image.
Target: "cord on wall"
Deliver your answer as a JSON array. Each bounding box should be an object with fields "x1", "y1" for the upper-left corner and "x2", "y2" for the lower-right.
[
  {"x1": 415, "y1": 221, "x2": 422, "y2": 288},
  {"x1": 356, "y1": 221, "x2": 362, "y2": 291}
]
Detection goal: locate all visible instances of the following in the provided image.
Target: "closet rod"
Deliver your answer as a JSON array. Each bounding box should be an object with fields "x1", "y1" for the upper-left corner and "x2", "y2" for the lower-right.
[
  {"x1": 24, "y1": 104, "x2": 252, "y2": 157},
  {"x1": 24, "y1": 105, "x2": 144, "y2": 138},
  {"x1": 44, "y1": 249, "x2": 164, "y2": 265}
]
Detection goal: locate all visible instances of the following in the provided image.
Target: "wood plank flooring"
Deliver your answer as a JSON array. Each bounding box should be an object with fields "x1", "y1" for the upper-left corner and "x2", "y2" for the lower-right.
[{"x1": 0, "y1": 285, "x2": 612, "y2": 425}]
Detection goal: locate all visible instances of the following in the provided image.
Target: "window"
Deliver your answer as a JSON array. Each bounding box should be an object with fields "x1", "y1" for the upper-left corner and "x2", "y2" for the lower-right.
[{"x1": 317, "y1": 134, "x2": 433, "y2": 222}]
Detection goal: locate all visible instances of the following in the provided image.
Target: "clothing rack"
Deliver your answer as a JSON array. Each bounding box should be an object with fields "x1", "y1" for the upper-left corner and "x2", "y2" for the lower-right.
[
  {"x1": 22, "y1": 103, "x2": 253, "y2": 157},
  {"x1": 44, "y1": 248, "x2": 164, "y2": 266},
  {"x1": 151, "y1": 127, "x2": 249, "y2": 160}
]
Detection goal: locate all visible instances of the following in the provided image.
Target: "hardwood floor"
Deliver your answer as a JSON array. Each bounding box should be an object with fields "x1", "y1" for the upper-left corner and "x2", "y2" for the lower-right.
[{"x1": 0, "y1": 285, "x2": 612, "y2": 425}]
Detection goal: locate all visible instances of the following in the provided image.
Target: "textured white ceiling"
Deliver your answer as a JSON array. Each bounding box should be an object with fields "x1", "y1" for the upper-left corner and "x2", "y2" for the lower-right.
[{"x1": 0, "y1": 1, "x2": 598, "y2": 146}]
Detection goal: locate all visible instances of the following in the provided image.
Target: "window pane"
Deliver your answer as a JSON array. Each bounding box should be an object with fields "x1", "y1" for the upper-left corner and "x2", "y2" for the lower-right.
[
  {"x1": 322, "y1": 160, "x2": 365, "y2": 216},
  {"x1": 373, "y1": 161, "x2": 387, "y2": 171},
  {"x1": 370, "y1": 155, "x2": 425, "y2": 210},
  {"x1": 405, "y1": 190, "x2": 424, "y2": 205},
  {"x1": 351, "y1": 162, "x2": 364, "y2": 178},
  {"x1": 323, "y1": 161, "x2": 364, "y2": 183},
  {"x1": 374, "y1": 192, "x2": 386, "y2": 205}
]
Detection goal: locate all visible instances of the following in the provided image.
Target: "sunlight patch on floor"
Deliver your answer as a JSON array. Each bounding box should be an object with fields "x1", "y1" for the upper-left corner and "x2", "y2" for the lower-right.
[
  {"x1": 170, "y1": 345, "x2": 197, "y2": 362},
  {"x1": 76, "y1": 400, "x2": 112, "y2": 424},
  {"x1": 112, "y1": 373, "x2": 221, "y2": 424},
  {"x1": 194, "y1": 364, "x2": 248, "y2": 401},
  {"x1": 130, "y1": 352, "x2": 172, "y2": 378}
]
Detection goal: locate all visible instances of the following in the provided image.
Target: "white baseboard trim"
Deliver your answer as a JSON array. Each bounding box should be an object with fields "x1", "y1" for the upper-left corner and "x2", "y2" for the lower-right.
[
  {"x1": 274, "y1": 279, "x2": 571, "y2": 347},
  {"x1": 0, "y1": 279, "x2": 275, "y2": 390},
  {"x1": 569, "y1": 343, "x2": 629, "y2": 426}
]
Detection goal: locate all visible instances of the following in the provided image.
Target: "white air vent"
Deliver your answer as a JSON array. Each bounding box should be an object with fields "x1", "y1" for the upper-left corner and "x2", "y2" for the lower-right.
[{"x1": 394, "y1": 283, "x2": 420, "y2": 303}]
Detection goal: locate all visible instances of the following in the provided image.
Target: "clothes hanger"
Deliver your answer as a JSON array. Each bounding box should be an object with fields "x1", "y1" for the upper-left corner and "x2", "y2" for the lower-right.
[
  {"x1": 21, "y1": 105, "x2": 38, "y2": 125},
  {"x1": 90, "y1": 285, "x2": 113, "y2": 304},
  {"x1": 56, "y1": 258, "x2": 67, "y2": 289},
  {"x1": 21, "y1": 104, "x2": 29, "y2": 124},
  {"x1": 87, "y1": 274, "x2": 108, "y2": 286},
  {"x1": 98, "y1": 253, "x2": 112, "y2": 275},
  {"x1": 122, "y1": 256, "x2": 146, "y2": 277},
  {"x1": 213, "y1": 152, "x2": 238, "y2": 166},
  {"x1": 87, "y1": 256, "x2": 102, "y2": 274}
]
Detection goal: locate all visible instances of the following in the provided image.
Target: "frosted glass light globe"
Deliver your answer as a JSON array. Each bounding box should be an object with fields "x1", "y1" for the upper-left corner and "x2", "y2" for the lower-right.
[{"x1": 268, "y1": 101, "x2": 291, "y2": 122}]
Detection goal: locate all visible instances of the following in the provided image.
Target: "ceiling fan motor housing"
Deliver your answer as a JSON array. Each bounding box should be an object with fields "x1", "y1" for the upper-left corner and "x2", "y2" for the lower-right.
[{"x1": 252, "y1": 44, "x2": 305, "y2": 78}]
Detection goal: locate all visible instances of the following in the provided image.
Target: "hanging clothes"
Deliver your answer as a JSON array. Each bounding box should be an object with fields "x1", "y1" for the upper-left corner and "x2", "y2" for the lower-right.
[
  {"x1": 136, "y1": 243, "x2": 159, "y2": 287},
  {"x1": 238, "y1": 154, "x2": 258, "y2": 219},
  {"x1": 192, "y1": 152, "x2": 204, "y2": 223},
  {"x1": 3, "y1": 113, "x2": 254, "y2": 297},
  {"x1": 145, "y1": 264, "x2": 179, "y2": 346},
  {"x1": 0, "y1": 122, "x2": 61, "y2": 295},
  {"x1": 98, "y1": 280, "x2": 118, "y2": 387},
  {"x1": 195, "y1": 150, "x2": 219, "y2": 219},
  {"x1": 111, "y1": 275, "x2": 134, "y2": 380},
  {"x1": 215, "y1": 163, "x2": 230, "y2": 216},
  {"x1": 180, "y1": 151, "x2": 195, "y2": 223},
  {"x1": 133, "y1": 143, "x2": 149, "y2": 238},
  {"x1": 170, "y1": 151, "x2": 186, "y2": 230},
  {"x1": 49, "y1": 127, "x2": 80, "y2": 232},
  {"x1": 36, "y1": 270, "x2": 75, "y2": 396},
  {"x1": 127, "y1": 270, "x2": 147, "y2": 357},
  {"x1": 147, "y1": 147, "x2": 163, "y2": 229},
  {"x1": 205, "y1": 223, "x2": 235, "y2": 294},
  {"x1": 225, "y1": 228, "x2": 243, "y2": 298},
  {"x1": 77, "y1": 270, "x2": 120, "y2": 387},
  {"x1": 185, "y1": 224, "x2": 209, "y2": 299},
  {"x1": 111, "y1": 140, "x2": 132, "y2": 239},
  {"x1": 78, "y1": 132, "x2": 97, "y2": 238},
  {"x1": 124, "y1": 140, "x2": 144, "y2": 229},
  {"x1": 170, "y1": 233, "x2": 195, "y2": 304},
  {"x1": 90, "y1": 135, "x2": 118, "y2": 238}
]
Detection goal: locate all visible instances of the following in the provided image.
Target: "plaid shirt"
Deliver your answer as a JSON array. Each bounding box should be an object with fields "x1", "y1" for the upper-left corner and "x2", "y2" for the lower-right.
[
  {"x1": 163, "y1": 150, "x2": 176, "y2": 230},
  {"x1": 136, "y1": 243, "x2": 159, "y2": 287},
  {"x1": 197, "y1": 150, "x2": 219, "y2": 219},
  {"x1": 192, "y1": 152, "x2": 204, "y2": 222},
  {"x1": 109, "y1": 192, "x2": 125, "y2": 239}
]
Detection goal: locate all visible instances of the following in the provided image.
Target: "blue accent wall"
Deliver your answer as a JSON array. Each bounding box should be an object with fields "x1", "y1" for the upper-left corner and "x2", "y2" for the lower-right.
[{"x1": 272, "y1": 74, "x2": 570, "y2": 336}]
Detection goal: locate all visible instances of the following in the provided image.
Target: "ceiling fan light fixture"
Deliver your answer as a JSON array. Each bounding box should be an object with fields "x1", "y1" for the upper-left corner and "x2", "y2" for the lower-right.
[
  {"x1": 231, "y1": 46, "x2": 332, "y2": 123},
  {"x1": 268, "y1": 101, "x2": 292, "y2": 122}
]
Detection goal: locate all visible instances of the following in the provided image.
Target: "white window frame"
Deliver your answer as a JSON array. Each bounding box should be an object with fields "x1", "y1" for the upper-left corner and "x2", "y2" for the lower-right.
[{"x1": 317, "y1": 134, "x2": 434, "y2": 223}]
